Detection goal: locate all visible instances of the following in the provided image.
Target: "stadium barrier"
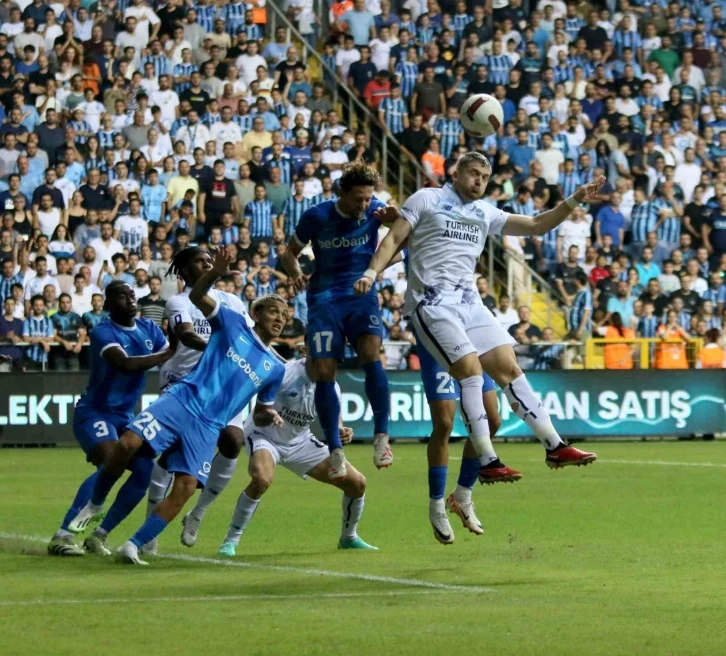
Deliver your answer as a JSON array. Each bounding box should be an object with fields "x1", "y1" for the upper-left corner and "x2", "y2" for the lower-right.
[
  {"x1": 585, "y1": 338, "x2": 704, "y2": 369},
  {"x1": 0, "y1": 370, "x2": 724, "y2": 446}
]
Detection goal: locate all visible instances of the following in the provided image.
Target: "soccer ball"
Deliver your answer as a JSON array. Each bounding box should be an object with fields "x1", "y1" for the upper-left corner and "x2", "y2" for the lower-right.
[{"x1": 460, "y1": 94, "x2": 504, "y2": 138}]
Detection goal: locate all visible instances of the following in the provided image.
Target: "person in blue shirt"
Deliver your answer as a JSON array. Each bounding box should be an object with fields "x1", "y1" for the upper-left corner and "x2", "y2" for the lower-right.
[
  {"x1": 68, "y1": 248, "x2": 287, "y2": 565},
  {"x1": 281, "y1": 162, "x2": 393, "y2": 479},
  {"x1": 508, "y1": 129, "x2": 536, "y2": 181},
  {"x1": 140, "y1": 169, "x2": 168, "y2": 224},
  {"x1": 47, "y1": 280, "x2": 172, "y2": 557}
]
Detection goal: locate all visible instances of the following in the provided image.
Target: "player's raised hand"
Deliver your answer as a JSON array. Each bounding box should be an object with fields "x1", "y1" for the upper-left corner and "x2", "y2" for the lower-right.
[
  {"x1": 374, "y1": 205, "x2": 400, "y2": 226},
  {"x1": 340, "y1": 426, "x2": 354, "y2": 445},
  {"x1": 292, "y1": 274, "x2": 308, "y2": 293},
  {"x1": 573, "y1": 176, "x2": 607, "y2": 203},
  {"x1": 354, "y1": 275, "x2": 374, "y2": 295},
  {"x1": 212, "y1": 246, "x2": 233, "y2": 275}
]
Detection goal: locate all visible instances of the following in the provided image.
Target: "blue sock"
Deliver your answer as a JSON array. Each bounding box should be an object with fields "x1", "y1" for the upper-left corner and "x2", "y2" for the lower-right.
[
  {"x1": 428, "y1": 466, "x2": 447, "y2": 500},
  {"x1": 99, "y1": 457, "x2": 154, "y2": 534},
  {"x1": 60, "y1": 468, "x2": 100, "y2": 531},
  {"x1": 363, "y1": 360, "x2": 390, "y2": 434},
  {"x1": 458, "y1": 457, "x2": 480, "y2": 489},
  {"x1": 91, "y1": 468, "x2": 123, "y2": 507},
  {"x1": 129, "y1": 513, "x2": 168, "y2": 549},
  {"x1": 315, "y1": 381, "x2": 342, "y2": 450}
]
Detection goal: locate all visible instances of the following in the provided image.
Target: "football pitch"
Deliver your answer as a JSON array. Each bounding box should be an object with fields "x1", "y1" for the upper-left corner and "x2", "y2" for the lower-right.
[{"x1": 2, "y1": 441, "x2": 726, "y2": 656}]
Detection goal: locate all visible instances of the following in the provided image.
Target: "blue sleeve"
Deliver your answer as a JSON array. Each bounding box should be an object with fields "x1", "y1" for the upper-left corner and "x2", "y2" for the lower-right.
[
  {"x1": 294, "y1": 207, "x2": 318, "y2": 245},
  {"x1": 207, "y1": 302, "x2": 231, "y2": 331},
  {"x1": 91, "y1": 323, "x2": 120, "y2": 353},
  {"x1": 244, "y1": 204, "x2": 252, "y2": 218},
  {"x1": 257, "y1": 364, "x2": 285, "y2": 405}
]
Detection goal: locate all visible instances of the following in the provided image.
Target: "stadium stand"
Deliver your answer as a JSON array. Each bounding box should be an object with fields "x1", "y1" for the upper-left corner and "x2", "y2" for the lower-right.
[{"x1": 0, "y1": 0, "x2": 724, "y2": 374}]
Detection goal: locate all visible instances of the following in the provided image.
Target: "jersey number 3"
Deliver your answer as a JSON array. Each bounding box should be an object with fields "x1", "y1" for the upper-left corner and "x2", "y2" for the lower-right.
[
  {"x1": 133, "y1": 411, "x2": 162, "y2": 441},
  {"x1": 312, "y1": 331, "x2": 333, "y2": 354}
]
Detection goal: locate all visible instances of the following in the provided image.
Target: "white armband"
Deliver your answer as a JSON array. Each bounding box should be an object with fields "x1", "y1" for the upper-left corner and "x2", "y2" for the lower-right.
[
  {"x1": 364, "y1": 268, "x2": 378, "y2": 280},
  {"x1": 565, "y1": 195, "x2": 579, "y2": 210}
]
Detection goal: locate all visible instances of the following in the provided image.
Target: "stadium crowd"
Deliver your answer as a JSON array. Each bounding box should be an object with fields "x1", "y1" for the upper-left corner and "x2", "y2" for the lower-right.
[{"x1": 0, "y1": 0, "x2": 724, "y2": 373}]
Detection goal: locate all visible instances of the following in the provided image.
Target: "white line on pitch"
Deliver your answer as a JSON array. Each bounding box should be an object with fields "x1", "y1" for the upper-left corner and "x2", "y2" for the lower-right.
[
  {"x1": 0, "y1": 532, "x2": 495, "y2": 594},
  {"x1": 0, "y1": 590, "x2": 453, "y2": 608}
]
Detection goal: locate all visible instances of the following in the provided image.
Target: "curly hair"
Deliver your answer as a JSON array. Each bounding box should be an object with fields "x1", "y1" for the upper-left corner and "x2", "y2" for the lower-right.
[{"x1": 338, "y1": 162, "x2": 379, "y2": 192}]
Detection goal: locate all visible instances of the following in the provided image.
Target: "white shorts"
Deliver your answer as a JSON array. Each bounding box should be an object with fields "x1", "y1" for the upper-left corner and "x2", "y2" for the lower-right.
[
  {"x1": 226, "y1": 408, "x2": 247, "y2": 430},
  {"x1": 411, "y1": 302, "x2": 515, "y2": 370},
  {"x1": 245, "y1": 428, "x2": 330, "y2": 479}
]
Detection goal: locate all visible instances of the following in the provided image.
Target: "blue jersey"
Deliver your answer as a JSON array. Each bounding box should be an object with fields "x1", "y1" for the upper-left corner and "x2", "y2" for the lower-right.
[
  {"x1": 141, "y1": 183, "x2": 167, "y2": 223},
  {"x1": 75, "y1": 318, "x2": 167, "y2": 419},
  {"x1": 293, "y1": 198, "x2": 386, "y2": 304},
  {"x1": 167, "y1": 304, "x2": 285, "y2": 432}
]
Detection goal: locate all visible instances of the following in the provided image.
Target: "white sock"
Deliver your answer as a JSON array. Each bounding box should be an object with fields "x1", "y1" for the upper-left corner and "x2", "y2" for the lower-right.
[
  {"x1": 54, "y1": 529, "x2": 73, "y2": 539},
  {"x1": 459, "y1": 375, "x2": 498, "y2": 463},
  {"x1": 225, "y1": 491, "x2": 260, "y2": 545},
  {"x1": 93, "y1": 527, "x2": 108, "y2": 538},
  {"x1": 191, "y1": 454, "x2": 238, "y2": 520},
  {"x1": 147, "y1": 462, "x2": 173, "y2": 518},
  {"x1": 341, "y1": 495, "x2": 365, "y2": 540},
  {"x1": 453, "y1": 485, "x2": 472, "y2": 505},
  {"x1": 428, "y1": 497, "x2": 445, "y2": 515},
  {"x1": 503, "y1": 374, "x2": 564, "y2": 451}
]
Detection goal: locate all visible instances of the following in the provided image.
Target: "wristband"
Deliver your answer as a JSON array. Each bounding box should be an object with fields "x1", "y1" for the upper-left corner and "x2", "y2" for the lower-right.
[
  {"x1": 364, "y1": 268, "x2": 378, "y2": 280},
  {"x1": 565, "y1": 195, "x2": 579, "y2": 210}
]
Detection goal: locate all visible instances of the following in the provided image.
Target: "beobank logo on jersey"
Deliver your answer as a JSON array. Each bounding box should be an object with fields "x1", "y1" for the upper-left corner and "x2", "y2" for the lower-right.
[
  {"x1": 317, "y1": 235, "x2": 369, "y2": 250},
  {"x1": 226, "y1": 348, "x2": 262, "y2": 388}
]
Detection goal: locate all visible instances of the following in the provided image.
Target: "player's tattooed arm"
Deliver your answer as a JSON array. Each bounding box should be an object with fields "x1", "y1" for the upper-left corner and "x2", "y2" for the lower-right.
[
  {"x1": 354, "y1": 216, "x2": 412, "y2": 295},
  {"x1": 189, "y1": 246, "x2": 233, "y2": 317}
]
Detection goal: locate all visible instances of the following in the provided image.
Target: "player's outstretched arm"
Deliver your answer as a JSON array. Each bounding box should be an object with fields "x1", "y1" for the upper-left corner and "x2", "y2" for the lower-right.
[
  {"x1": 280, "y1": 238, "x2": 307, "y2": 293},
  {"x1": 189, "y1": 247, "x2": 233, "y2": 317},
  {"x1": 103, "y1": 344, "x2": 174, "y2": 372},
  {"x1": 502, "y1": 176, "x2": 606, "y2": 237},
  {"x1": 354, "y1": 216, "x2": 412, "y2": 295},
  {"x1": 252, "y1": 402, "x2": 285, "y2": 427}
]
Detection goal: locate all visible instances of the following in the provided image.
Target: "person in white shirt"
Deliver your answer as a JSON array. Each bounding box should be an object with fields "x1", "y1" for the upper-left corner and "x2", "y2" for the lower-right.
[
  {"x1": 123, "y1": 0, "x2": 161, "y2": 44},
  {"x1": 286, "y1": 90, "x2": 312, "y2": 127},
  {"x1": 535, "y1": 133, "x2": 565, "y2": 185},
  {"x1": 321, "y1": 136, "x2": 350, "y2": 182},
  {"x1": 210, "y1": 106, "x2": 243, "y2": 156},
  {"x1": 149, "y1": 74, "x2": 180, "y2": 124},
  {"x1": 24, "y1": 256, "x2": 60, "y2": 307},
  {"x1": 335, "y1": 35, "x2": 360, "y2": 82},
  {"x1": 369, "y1": 25, "x2": 393, "y2": 72},
  {"x1": 35, "y1": 192, "x2": 63, "y2": 237},
  {"x1": 236, "y1": 40, "x2": 267, "y2": 87},
  {"x1": 175, "y1": 111, "x2": 211, "y2": 151},
  {"x1": 88, "y1": 221, "x2": 124, "y2": 264},
  {"x1": 1, "y1": 8, "x2": 24, "y2": 41},
  {"x1": 76, "y1": 89, "x2": 105, "y2": 132},
  {"x1": 354, "y1": 152, "x2": 601, "y2": 541},
  {"x1": 674, "y1": 147, "x2": 701, "y2": 204},
  {"x1": 557, "y1": 210, "x2": 591, "y2": 261},
  {"x1": 113, "y1": 198, "x2": 149, "y2": 254},
  {"x1": 70, "y1": 273, "x2": 93, "y2": 315},
  {"x1": 139, "y1": 128, "x2": 172, "y2": 167},
  {"x1": 132, "y1": 268, "x2": 150, "y2": 299},
  {"x1": 114, "y1": 17, "x2": 147, "y2": 57}
]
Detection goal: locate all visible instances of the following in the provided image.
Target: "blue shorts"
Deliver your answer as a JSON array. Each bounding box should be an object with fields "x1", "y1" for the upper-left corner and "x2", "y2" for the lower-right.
[
  {"x1": 125, "y1": 393, "x2": 219, "y2": 482},
  {"x1": 307, "y1": 294, "x2": 383, "y2": 360},
  {"x1": 416, "y1": 331, "x2": 496, "y2": 402},
  {"x1": 74, "y1": 407, "x2": 130, "y2": 461}
]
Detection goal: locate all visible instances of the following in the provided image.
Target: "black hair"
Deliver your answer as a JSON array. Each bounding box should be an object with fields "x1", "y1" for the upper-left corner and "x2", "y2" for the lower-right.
[{"x1": 166, "y1": 246, "x2": 205, "y2": 282}]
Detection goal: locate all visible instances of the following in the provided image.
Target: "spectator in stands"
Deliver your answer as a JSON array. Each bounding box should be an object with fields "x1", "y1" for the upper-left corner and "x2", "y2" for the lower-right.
[
  {"x1": 0, "y1": 296, "x2": 23, "y2": 371},
  {"x1": 607, "y1": 280, "x2": 636, "y2": 327},
  {"x1": 275, "y1": 301, "x2": 305, "y2": 360},
  {"x1": 50, "y1": 292, "x2": 84, "y2": 371},
  {"x1": 383, "y1": 323, "x2": 413, "y2": 371},
  {"x1": 477, "y1": 276, "x2": 496, "y2": 311},
  {"x1": 22, "y1": 294, "x2": 52, "y2": 370},
  {"x1": 595, "y1": 191, "x2": 626, "y2": 247},
  {"x1": 508, "y1": 305, "x2": 542, "y2": 342},
  {"x1": 554, "y1": 244, "x2": 584, "y2": 306},
  {"x1": 493, "y1": 292, "x2": 519, "y2": 331}
]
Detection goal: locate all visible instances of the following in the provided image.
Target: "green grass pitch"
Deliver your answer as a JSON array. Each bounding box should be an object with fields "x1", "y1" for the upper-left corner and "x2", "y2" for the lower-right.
[{"x1": 2, "y1": 441, "x2": 726, "y2": 656}]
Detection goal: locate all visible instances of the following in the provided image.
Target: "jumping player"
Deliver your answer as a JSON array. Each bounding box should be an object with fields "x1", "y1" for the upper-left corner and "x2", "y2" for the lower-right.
[
  {"x1": 210, "y1": 356, "x2": 376, "y2": 556},
  {"x1": 48, "y1": 281, "x2": 172, "y2": 556},
  {"x1": 142, "y1": 247, "x2": 255, "y2": 554},
  {"x1": 68, "y1": 248, "x2": 287, "y2": 565},
  {"x1": 355, "y1": 152, "x2": 599, "y2": 488},
  {"x1": 281, "y1": 162, "x2": 393, "y2": 479}
]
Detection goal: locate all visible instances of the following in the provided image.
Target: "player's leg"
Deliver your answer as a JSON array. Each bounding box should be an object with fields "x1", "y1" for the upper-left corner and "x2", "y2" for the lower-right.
[
  {"x1": 66, "y1": 429, "x2": 146, "y2": 533},
  {"x1": 447, "y1": 380, "x2": 501, "y2": 536},
  {"x1": 84, "y1": 454, "x2": 156, "y2": 556},
  {"x1": 118, "y1": 473, "x2": 200, "y2": 565},
  {"x1": 48, "y1": 431, "x2": 117, "y2": 557},
  {"x1": 413, "y1": 304, "x2": 519, "y2": 484},
  {"x1": 480, "y1": 345, "x2": 597, "y2": 468},
  {"x1": 139, "y1": 460, "x2": 173, "y2": 555},
  {"x1": 219, "y1": 440, "x2": 278, "y2": 556},
  {"x1": 347, "y1": 295, "x2": 392, "y2": 469},
  {"x1": 303, "y1": 443, "x2": 377, "y2": 550},
  {"x1": 307, "y1": 301, "x2": 347, "y2": 478},
  {"x1": 182, "y1": 424, "x2": 244, "y2": 547}
]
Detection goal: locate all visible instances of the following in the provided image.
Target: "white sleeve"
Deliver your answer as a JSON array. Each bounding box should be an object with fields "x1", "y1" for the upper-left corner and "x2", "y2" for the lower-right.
[
  {"x1": 486, "y1": 203, "x2": 510, "y2": 236},
  {"x1": 399, "y1": 189, "x2": 437, "y2": 230},
  {"x1": 165, "y1": 294, "x2": 193, "y2": 325},
  {"x1": 147, "y1": 8, "x2": 161, "y2": 25}
]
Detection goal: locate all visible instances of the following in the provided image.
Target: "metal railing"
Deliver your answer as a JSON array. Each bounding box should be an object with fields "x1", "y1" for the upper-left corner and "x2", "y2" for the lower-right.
[{"x1": 266, "y1": 1, "x2": 430, "y2": 201}]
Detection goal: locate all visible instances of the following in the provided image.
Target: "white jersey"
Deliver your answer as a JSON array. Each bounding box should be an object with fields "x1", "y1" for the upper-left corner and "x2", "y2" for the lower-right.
[
  {"x1": 159, "y1": 287, "x2": 254, "y2": 389},
  {"x1": 243, "y1": 359, "x2": 340, "y2": 444},
  {"x1": 400, "y1": 184, "x2": 509, "y2": 314}
]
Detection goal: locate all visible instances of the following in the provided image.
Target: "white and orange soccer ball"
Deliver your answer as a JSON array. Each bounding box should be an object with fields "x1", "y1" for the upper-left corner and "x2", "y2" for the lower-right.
[{"x1": 460, "y1": 94, "x2": 504, "y2": 138}]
